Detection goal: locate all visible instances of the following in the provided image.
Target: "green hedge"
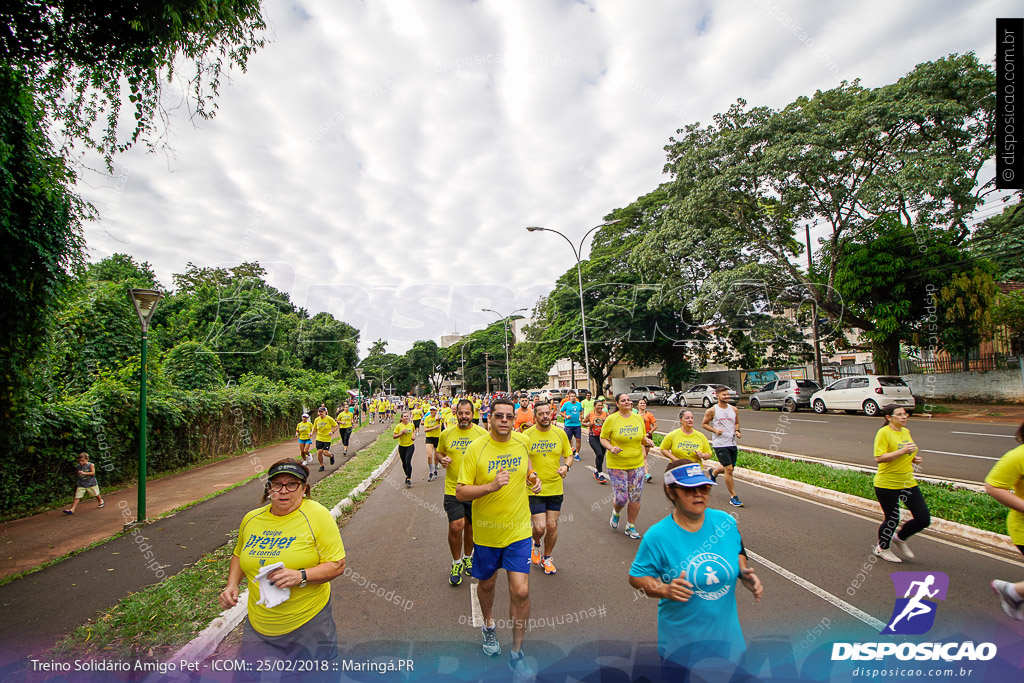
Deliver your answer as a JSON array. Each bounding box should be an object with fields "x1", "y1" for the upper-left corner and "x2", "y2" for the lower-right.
[{"x1": 3, "y1": 375, "x2": 350, "y2": 516}]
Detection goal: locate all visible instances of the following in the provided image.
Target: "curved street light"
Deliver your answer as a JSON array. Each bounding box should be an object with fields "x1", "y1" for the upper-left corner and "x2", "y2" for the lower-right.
[
  {"x1": 482, "y1": 307, "x2": 528, "y2": 393},
  {"x1": 525, "y1": 220, "x2": 620, "y2": 395},
  {"x1": 126, "y1": 288, "x2": 162, "y2": 528}
]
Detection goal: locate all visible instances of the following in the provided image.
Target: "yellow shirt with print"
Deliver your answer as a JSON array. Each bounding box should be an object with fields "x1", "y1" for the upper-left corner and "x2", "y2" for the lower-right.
[
  {"x1": 423, "y1": 413, "x2": 442, "y2": 437},
  {"x1": 873, "y1": 425, "x2": 918, "y2": 489},
  {"x1": 335, "y1": 410, "x2": 353, "y2": 429},
  {"x1": 441, "y1": 407, "x2": 452, "y2": 421},
  {"x1": 661, "y1": 428, "x2": 711, "y2": 464},
  {"x1": 600, "y1": 411, "x2": 647, "y2": 470},
  {"x1": 393, "y1": 422, "x2": 415, "y2": 447},
  {"x1": 523, "y1": 425, "x2": 572, "y2": 496},
  {"x1": 295, "y1": 421, "x2": 314, "y2": 440},
  {"x1": 312, "y1": 416, "x2": 337, "y2": 441},
  {"x1": 438, "y1": 424, "x2": 488, "y2": 496},
  {"x1": 458, "y1": 432, "x2": 533, "y2": 547},
  {"x1": 985, "y1": 444, "x2": 1024, "y2": 545},
  {"x1": 411, "y1": 408, "x2": 423, "y2": 421},
  {"x1": 472, "y1": 400, "x2": 482, "y2": 419},
  {"x1": 234, "y1": 498, "x2": 345, "y2": 636},
  {"x1": 443, "y1": 413, "x2": 458, "y2": 430}
]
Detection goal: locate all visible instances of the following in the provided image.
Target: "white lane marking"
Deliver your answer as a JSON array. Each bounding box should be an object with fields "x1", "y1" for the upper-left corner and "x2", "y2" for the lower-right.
[
  {"x1": 920, "y1": 449, "x2": 998, "y2": 460},
  {"x1": 469, "y1": 581, "x2": 483, "y2": 628},
  {"x1": 740, "y1": 478, "x2": 1022, "y2": 567},
  {"x1": 745, "y1": 549, "x2": 886, "y2": 632},
  {"x1": 737, "y1": 428, "x2": 779, "y2": 434},
  {"x1": 951, "y1": 431, "x2": 1015, "y2": 438},
  {"x1": 787, "y1": 418, "x2": 828, "y2": 423}
]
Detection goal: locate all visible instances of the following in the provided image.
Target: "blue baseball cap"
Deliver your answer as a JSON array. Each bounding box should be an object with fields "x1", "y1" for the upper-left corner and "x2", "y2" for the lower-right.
[{"x1": 664, "y1": 463, "x2": 716, "y2": 487}]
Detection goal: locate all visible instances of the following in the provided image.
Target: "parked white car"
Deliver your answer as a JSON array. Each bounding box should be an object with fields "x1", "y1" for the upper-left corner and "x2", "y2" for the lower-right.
[
  {"x1": 680, "y1": 384, "x2": 739, "y2": 408},
  {"x1": 810, "y1": 375, "x2": 916, "y2": 416}
]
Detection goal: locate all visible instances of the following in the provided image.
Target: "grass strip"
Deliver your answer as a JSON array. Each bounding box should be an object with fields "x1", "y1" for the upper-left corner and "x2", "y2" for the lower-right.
[
  {"x1": 49, "y1": 428, "x2": 396, "y2": 661},
  {"x1": 650, "y1": 434, "x2": 1008, "y2": 535}
]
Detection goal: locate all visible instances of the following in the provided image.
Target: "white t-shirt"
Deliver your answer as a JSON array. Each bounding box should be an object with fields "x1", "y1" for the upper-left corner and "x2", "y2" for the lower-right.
[{"x1": 710, "y1": 404, "x2": 737, "y2": 448}]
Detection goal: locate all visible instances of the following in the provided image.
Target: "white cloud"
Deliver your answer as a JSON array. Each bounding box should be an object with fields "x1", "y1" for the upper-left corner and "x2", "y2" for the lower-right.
[{"x1": 76, "y1": 0, "x2": 1014, "y2": 355}]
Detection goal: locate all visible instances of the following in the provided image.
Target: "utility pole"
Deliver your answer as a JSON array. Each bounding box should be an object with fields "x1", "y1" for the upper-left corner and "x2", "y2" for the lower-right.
[
  {"x1": 806, "y1": 225, "x2": 823, "y2": 385},
  {"x1": 485, "y1": 353, "x2": 490, "y2": 394}
]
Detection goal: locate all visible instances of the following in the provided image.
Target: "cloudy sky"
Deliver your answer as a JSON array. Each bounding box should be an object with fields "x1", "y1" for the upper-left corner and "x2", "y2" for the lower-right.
[{"x1": 77, "y1": 0, "x2": 1016, "y2": 356}]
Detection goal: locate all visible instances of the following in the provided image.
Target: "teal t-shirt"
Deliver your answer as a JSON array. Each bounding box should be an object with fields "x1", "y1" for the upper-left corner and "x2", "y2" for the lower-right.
[
  {"x1": 629, "y1": 509, "x2": 745, "y2": 664},
  {"x1": 560, "y1": 401, "x2": 583, "y2": 427}
]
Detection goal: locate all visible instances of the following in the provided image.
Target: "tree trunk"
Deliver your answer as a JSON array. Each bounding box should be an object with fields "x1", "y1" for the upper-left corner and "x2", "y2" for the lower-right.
[
  {"x1": 962, "y1": 355, "x2": 970, "y2": 372},
  {"x1": 872, "y1": 336, "x2": 901, "y2": 375}
]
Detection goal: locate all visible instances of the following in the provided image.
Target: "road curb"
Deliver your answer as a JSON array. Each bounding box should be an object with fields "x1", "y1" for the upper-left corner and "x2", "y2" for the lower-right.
[
  {"x1": 165, "y1": 444, "x2": 399, "y2": 667},
  {"x1": 734, "y1": 466, "x2": 1017, "y2": 554}
]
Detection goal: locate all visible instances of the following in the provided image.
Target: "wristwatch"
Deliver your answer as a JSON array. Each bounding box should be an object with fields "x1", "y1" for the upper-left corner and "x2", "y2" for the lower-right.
[{"x1": 298, "y1": 569, "x2": 308, "y2": 588}]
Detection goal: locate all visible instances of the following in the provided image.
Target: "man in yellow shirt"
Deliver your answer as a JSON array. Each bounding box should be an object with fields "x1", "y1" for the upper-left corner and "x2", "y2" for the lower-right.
[
  {"x1": 438, "y1": 399, "x2": 488, "y2": 586},
  {"x1": 423, "y1": 406, "x2": 444, "y2": 481},
  {"x1": 457, "y1": 397, "x2": 541, "y2": 673},
  {"x1": 472, "y1": 396, "x2": 482, "y2": 424},
  {"x1": 985, "y1": 422, "x2": 1024, "y2": 619},
  {"x1": 523, "y1": 401, "x2": 573, "y2": 575},
  {"x1": 294, "y1": 413, "x2": 314, "y2": 464},
  {"x1": 311, "y1": 407, "x2": 338, "y2": 472}
]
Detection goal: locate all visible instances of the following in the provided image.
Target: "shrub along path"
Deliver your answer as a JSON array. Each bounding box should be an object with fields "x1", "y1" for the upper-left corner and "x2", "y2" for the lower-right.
[{"x1": 0, "y1": 421, "x2": 386, "y2": 668}]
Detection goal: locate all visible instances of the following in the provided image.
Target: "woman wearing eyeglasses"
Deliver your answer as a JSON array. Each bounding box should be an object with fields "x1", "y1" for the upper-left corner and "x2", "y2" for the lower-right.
[
  {"x1": 219, "y1": 460, "x2": 346, "y2": 669},
  {"x1": 628, "y1": 460, "x2": 762, "y2": 672}
]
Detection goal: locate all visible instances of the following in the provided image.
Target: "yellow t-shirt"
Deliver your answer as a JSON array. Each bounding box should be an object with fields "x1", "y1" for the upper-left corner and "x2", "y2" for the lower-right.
[
  {"x1": 233, "y1": 499, "x2": 345, "y2": 636},
  {"x1": 393, "y1": 422, "x2": 415, "y2": 447},
  {"x1": 423, "y1": 413, "x2": 442, "y2": 437},
  {"x1": 295, "y1": 422, "x2": 314, "y2": 440},
  {"x1": 312, "y1": 416, "x2": 337, "y2": 441},
  {"x1": 523, "y1": 425, "x2": 572, "y2": 496},
  {"x1": 444, "y1": 413, "x2": 458, "y2": 430},
  {"x1": 458, "y1": 432, "x2": 533, "y2": 547},
  {"x1": 661, "y1": 428, "x2": 712, "y2": 463},
  {"x1": 873, "y1": 425, "x2": 918, "y2": 489},
  {"x1": 472, "y1": 400, "x2": 482, "y2": 419},
  {"x1": 441, "y1": 407, "x2": 453, "y2": 421},
  {"x1": 600, "y1": 411, "x2": 647, "y2": 470},
  {"x1": 411, "y1": 408, "x2": 423, "y2": 421},
  {"x1": 335, "y1": 411, "x2": 353, "y2": 429},
  {"x1": 438, "y1": 424, "x2": 488, "y2": 495},
  {"x1": 985, "y1": 444, "x2": 1024, "y2": 545}
]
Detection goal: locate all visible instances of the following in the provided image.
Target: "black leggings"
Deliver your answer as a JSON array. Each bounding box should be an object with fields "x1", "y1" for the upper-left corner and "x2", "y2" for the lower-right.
[
  {"x1": 875, "y1": 485, "x2": 931, "y2": 549},
  {"x1": 589, "y1": 434, "x2": 606, "y2": 473},
  {"x1": 399, "y1": 444, "x2": 415, "y2": 478}
]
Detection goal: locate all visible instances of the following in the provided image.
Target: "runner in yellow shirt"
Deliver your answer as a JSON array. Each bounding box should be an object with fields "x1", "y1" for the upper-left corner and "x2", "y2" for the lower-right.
[
  {"x1": 457, "y1": 397, "x2": 541, "y2": 671},
  {"x1": 600, "y1": 393, "x2": 654, "y2": 540},
  {"x1": 523, "y1": 400, "x2": 573, "y2": 574},
  {"x1": 411, "y1": 405, "x2": 423, "y2": 434},
  {"x1": 335, "y1": 404, "x2": 355, "y2": 457},
  {"x1": 393, "y1": 412, "x2": 417, "y2": 488},
  {"x1": 472, "y1": 397, "x2": 482, "y2": 424},
  {"x1": 986, "y1": 420, "x2": 1024, "y2": 619},
  {"x1": 657, "y1": 410, "x2": 713, "y2": 466},
  {"x1": 872, "y1": 405, "x2": 930, "y2": 562},
  {"x1": 311, "y1": 407, "x2": 338, "y2": 472},
  {"x1": 437, "y1": 399, "x2": 488, "y2": 585},
  {"x1": 423, "y1": 406, "x2": 444, "y2": 482},
  {"x1": 294, "y1": 413, "x2": 314, "y2": 464}
]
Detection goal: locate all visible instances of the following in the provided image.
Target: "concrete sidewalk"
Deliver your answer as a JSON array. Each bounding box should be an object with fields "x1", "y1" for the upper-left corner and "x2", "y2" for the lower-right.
[{"x1": 0, "y1": 422, "x2": 381, "y2": 580}]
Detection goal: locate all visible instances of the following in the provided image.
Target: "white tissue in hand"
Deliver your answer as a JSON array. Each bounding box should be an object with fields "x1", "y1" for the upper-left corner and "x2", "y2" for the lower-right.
[{"x1": 254, "y1": 561, "x2": 291, "y2": 608}]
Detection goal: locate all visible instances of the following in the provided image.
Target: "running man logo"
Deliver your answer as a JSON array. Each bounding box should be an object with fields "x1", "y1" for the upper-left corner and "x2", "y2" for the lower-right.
[{"x1": 881, "y1": 571, "x2": 949, "y2": 635}]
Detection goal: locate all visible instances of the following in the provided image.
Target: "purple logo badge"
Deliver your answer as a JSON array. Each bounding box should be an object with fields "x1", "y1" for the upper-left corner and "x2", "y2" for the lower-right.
[{"x1": 881, "y1": 572, "x2": 949, "y2": 635}]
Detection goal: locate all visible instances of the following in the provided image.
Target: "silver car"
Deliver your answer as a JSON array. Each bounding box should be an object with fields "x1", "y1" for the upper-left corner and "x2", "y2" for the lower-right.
[
  {"x1": 628, "y1": 385, "x2": 668, "y2": 405},
  {"x1": 749, "y1": 379, "x2": 821, "y2": 412},
  {"x1": 680, "y1": 384, "x2": 739, "y2": 408}
]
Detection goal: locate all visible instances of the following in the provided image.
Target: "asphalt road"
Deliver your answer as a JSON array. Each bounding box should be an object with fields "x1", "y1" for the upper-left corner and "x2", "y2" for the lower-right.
[
  {"x1": 647, "y1": 405, "x2": 1021, "y2": 485},
  {"x1": 322, "y1": 429, "x2": 1024, "y2": 681}
]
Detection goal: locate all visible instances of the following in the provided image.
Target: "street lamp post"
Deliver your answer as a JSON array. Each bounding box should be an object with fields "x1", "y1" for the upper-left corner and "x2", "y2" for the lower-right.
[
  {"x1": 126, "y1": 288, "x2": 162, "y2": 529},
  {"x1": 482, "y1": 307, "x2": 527, "y2": 393},
  {"x1": 526, "y1": 220, "x2": 620, "y2": 396},
  {"x1": 354, "y1": 367, "x2": 365, "y2": 426}
]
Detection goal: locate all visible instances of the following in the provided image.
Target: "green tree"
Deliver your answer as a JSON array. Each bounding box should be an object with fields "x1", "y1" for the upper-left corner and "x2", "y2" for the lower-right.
[
  {"x1": 508, "y1": 343, "x2": 550, "y2": 391},
  {"x1": 659, "y1": 53, "x2": 996, "y2": 368},
  {"x1": 991, "y1": 290, "x2": 1024, "y2": 356},
  {"x1": 163, "y1": 341, "x2": 225, "y2": 390},
  {"x1": 936, "y1": 268, "x2": 999, "y2": 370},
  {"x1": 971, "y1": 200, "x2": 1024, "y2": 281},
  {"x1": 406, "y1": 340, "x2": 454, "y2": 394},
  {"x1": 294, "y1": 313, "x2": 358, "y2": 375},
  {"x1": 88, "y1": 253, "x2": 159, "y2": 289}
]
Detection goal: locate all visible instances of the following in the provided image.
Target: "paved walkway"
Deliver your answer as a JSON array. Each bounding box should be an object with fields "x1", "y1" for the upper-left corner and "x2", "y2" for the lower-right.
[{"x1": 0, "y1": 420, "x2": 388, "y2": 669}]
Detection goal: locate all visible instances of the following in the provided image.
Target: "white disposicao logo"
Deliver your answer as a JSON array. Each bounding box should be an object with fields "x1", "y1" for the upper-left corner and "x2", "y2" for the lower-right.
[{"x1": 686, "y1": 552, "x2": 733, "y2": 600}]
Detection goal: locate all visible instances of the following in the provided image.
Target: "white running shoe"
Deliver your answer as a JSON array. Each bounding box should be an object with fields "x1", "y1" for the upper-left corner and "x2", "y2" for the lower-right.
[
  {"x1": 991, "y1": 580, "x2": 1024, "y2": 621},
  {"x1": 873, "y1": 545, "x2": 902, "y2": 563},
  {"x1": 891, "y1": 536, "x2": 915, "y2": 559}
]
